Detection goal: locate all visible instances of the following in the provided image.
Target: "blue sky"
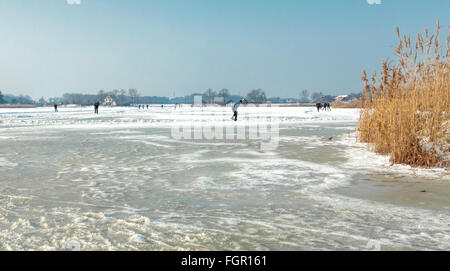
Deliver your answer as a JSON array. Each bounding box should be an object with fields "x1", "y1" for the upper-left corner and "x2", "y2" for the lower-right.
[{"x1": 0, "y1": 0, "x2": 448, "y2": 99}]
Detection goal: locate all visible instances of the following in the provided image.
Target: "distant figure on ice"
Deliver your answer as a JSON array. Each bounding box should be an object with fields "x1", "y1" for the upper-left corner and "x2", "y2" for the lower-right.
[
  {"x1": 232, "y1": 100, "x2": 243, "y2": 121},
  {"x1": 161, "y1": 104, "x2": 164, "y2": 109},
  {"x1": 323, "y1": 103, "x2": 331, "y2": 111},
  {"x1": 94, "y1": 101, "x2": 100, "y2": 114},
  {"x1": 146, "y1": 105, "x2": 149, "y2": 110},
  {"x1": 54, "y1": 103, "x2": 58, "y2": 112},
  {"x1": 316, "y1": 103, "x2": 322, "y2": 112},
  {"x1": 138, "y1": 105, "x2": 141, "y2": 110}
]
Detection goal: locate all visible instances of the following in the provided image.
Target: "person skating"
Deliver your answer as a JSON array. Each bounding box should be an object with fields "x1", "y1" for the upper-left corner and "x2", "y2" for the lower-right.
[
  {"x1": 232, "y1": 100, "x2": 243, "y2": 121},
  {"x1": 54, "y1": 103, "x2": 58, "y2": 112},
  {"x1": 316, "y1": 103, "x2": 322, "y2": 112},
  {"x1": 94, "y1": 101, "x2": 100, "y2": 114}
]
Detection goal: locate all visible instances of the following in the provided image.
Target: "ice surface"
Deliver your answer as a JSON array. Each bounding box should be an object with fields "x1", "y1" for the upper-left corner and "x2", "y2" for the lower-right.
[{"x1": 0, "y1": 106, "x2": 449, "y2": 250}]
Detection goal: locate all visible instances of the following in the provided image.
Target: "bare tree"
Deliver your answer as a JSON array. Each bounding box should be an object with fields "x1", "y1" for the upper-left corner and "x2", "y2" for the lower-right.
[
  {"x1": 204, "y1": 88, "x2": 216, "y2": 104},
  {"x1": 300, "y1": 89, "x2": 309, "y2": 103},
  {"x1": 246, "y1": 89, "x2": 266, "y2": 104},
  {"x1": 97, "y1": 90, "x2": 106, "y2": 103},
  {"x1": 118, "y1": 89, "x2": 127, "y2": 106},
  {"x1": 311, "y1": 92, "x2": 324, "y2": 103},
  {"x1": 128, "y1": 88, "x2": 139, "y2": 104},
  {"x1": 73, "y1": 94, "x2": 82, "y2": 105},
  {"x1": 218, "y1": 88, "x2": 230, "y2": 102}
]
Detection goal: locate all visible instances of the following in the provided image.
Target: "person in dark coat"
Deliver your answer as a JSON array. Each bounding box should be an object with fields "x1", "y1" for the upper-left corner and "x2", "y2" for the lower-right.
[
  {"x1": 316, "y1": 103, "x2": 322, "y2": 112},
  {"x1": 94, "y1": 101, "x2": 100, "y2": 114}
]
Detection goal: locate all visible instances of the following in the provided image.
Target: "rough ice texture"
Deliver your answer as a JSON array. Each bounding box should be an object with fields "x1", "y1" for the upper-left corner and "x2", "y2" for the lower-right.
[{"x1": 0, "y1": 106, "x2": 449, "y2": 251}]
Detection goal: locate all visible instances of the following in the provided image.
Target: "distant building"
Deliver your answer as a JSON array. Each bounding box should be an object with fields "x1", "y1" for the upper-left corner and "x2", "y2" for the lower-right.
[
  {"x1": 335, "y1": 94, "x2": 360, "y2": 103},
  {"x1": 102, "y1": 96, "x2": 117, "y2": 106},
  {"x1": 335, "y1": 95, "x2": 349, "y2": 103}
]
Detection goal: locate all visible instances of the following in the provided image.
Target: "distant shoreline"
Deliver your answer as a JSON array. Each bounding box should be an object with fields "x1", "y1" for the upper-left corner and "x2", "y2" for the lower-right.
[
  {"x1": 0, "y1": 104, "x2": 37, "y2": 108},
  {"x1": 0, "y1": 102, "x2": 362, "y2": 109}
]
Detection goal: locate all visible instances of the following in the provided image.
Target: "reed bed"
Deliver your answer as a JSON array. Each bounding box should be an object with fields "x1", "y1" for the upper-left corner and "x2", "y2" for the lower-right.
[
  {"x1": 358, "y1": 21, "x2": 449, "y2": 168},
  {"x1": 332, "y1": 100, "x2": 363, "y2": 108}
]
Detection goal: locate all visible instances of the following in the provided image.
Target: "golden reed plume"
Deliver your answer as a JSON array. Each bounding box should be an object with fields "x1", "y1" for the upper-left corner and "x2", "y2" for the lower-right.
[{"x1": 358, "y1": 20, "x2": 449, "y2": 168}]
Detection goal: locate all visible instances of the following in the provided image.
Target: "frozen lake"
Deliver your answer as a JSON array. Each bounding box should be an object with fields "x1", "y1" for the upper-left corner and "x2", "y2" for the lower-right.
[{"x1": 0, "y1": 106, "x2": 449, "y2": 250}]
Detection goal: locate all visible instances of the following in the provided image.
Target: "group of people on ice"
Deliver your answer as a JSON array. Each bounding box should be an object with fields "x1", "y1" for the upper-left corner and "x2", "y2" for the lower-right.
[
  {"x1": 316, "y1": 102, "x2": 331, "y2": 112},
  {"x1": 138, "y1": 104, "x2": 178, "y2": 110},
  {"x1": 232, "y1": 100, "x2": 332, "y2": 121},
  {"x1": 53, "y1": 99, "x2": 330, "y2": 119},
  {"x1": 138, "y1": 105, "x2": 149, "y2": 110},
  {"x1": 53, "y1": 101, "x2": 100, "y2": 114}
]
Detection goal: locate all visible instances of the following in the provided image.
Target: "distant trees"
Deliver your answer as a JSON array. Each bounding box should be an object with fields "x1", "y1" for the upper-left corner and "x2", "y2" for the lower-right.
[
  {"x1": 218, "y1": 88, "x2": 230, "y2": 102},
  {"x1": 204, "y1": 88, "x2": 216, "y2": 104},
  {"x1": 48, "y1": 97, "x2": 62, "y2": 105},
  {"x1": 128, "y1": 88, "x2": 140, "y2": 104},
  {"x1": 2, "y1": 94, "x2": 35, "y2": 104},
  {"x1": 58, "y1": 89, "x2": 143, "y2": 106},
  {"x1": 62, "y1": 93, "x2": 69, "y2": 104},
  {"x1": 37, "y1": 97, "x2": 47, "y2": 106},
  {"x1": 310, "y1": 92, "x2": 337, "y2": 103},
  {"x1": 97, "y1": 90, "x2": 107, "y2": 103},
  {"x1": 0, "y1": 88, "x2": 353, "y2": 106},
  {"x1": 118, "y1": 89, "x2": 127, "y2": 106},
  {"x1": 321, "y1": 95, "x2": 337, "y2": 103},
  {"x1": 201, "y1": 88, "x2": 232, "y2": 104},
  {"x1": 62, "y1": 93, "x2": 97, "y2": 105},
  {"x1": 63, "y1": 93, "x2": 83, "y2": 105},
  {"x1": 0, "y1": 91, "x2": 5, "y2": 104},
  {"x1": 246, "y1": 89, "x2": 266, "y2": 104},
  {"x1": 73, "y1": 94, "x2": 83, "y2": 105},
  {"x1": 310, "y1": 92, "x2": 324, "y2": 102},
  {"x1": 300, "y1": 89, "x2": 310, "y2": 103},
  {"x1": 267, "y1": 97, "x2": 280, "y2": 103}
]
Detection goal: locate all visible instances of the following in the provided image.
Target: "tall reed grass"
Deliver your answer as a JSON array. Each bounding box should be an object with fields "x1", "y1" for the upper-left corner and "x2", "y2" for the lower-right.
[{"x1": 358, "y1": 21, "x2": 449, "y2": 168}]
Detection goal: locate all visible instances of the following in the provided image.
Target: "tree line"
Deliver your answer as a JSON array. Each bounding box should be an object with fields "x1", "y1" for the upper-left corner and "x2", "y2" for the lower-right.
[
  {"x1": 0, "y1": 91, "x2": 34, "y2": 104},
  {"x1": 0, "y1": 88, "x2": 361, "y2": 106}
]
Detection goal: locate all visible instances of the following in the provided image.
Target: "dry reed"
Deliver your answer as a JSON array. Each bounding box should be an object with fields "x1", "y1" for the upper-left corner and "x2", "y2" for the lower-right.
[
  {"x1": 332, "y1": 100, "x2": 363, "y2": 108},
  {"x1": 358, "y1": 21, "x2": 449, "y2": 168}
]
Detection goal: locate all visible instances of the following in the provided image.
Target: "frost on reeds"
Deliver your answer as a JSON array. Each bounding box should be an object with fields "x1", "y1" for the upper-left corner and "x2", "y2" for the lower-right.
[{"x1": 359, "y1": 21, "x2": 449, "y2": 168}]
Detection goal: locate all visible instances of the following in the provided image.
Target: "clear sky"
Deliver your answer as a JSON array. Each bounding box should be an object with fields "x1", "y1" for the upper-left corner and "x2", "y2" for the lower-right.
[{"x1": 0, "y1": 0, "x2": 448, "y2": 99}]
